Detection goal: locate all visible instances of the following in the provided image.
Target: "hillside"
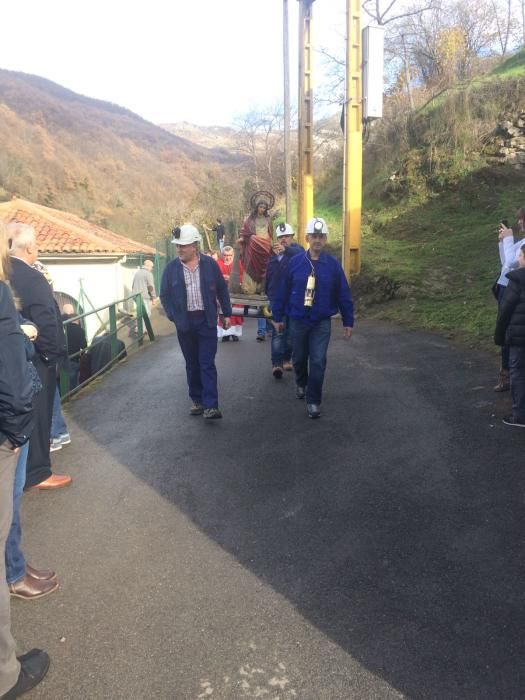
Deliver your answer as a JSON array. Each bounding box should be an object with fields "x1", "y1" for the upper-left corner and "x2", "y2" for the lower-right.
[
  {"x1": 0, "y1": 70, "x2": 242, "y2": 242},
  {"x1": 316, "y1": 49, "x2": 525, "y2": 352}
]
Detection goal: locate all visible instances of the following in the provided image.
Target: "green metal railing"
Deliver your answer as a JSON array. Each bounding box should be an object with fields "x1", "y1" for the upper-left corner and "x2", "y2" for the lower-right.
[{"x1": 60, "y1": 293, "x2": 155, "y2": 399}]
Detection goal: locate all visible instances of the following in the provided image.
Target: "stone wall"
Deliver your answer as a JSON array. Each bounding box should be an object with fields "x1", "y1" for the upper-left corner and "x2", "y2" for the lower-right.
[{"x1": 496, "y1": 112, "x2": 525, "y2": 168}]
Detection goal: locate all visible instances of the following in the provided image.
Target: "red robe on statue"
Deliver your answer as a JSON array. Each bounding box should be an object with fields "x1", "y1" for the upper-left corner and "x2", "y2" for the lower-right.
[{"x1": 239, "y1": 214, "x2": 273, "y2": 284}]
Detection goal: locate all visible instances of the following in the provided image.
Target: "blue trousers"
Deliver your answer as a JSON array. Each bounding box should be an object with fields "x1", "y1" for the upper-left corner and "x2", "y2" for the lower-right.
[
  {"x1": 5, "y1": 442, "x2": 29, "y2": 585},
  {"x1": 509, "y1": 345, "x2": 525, "y2": 420},
  {"x1": 289, "y1": 318, "x2": 331, "y2": 404},
  {"x1": 271, "y1": 317, "x2": 292, "y2": 366},
  {"x1": 177, "y1": 314, "x2": 219, "y2": 409},
  {"x1": 497, "y1": 285, "x2": 511, "y2": 370},
  {"x1": 51, "y1": 386, "x2": 68, "y2": 440}
]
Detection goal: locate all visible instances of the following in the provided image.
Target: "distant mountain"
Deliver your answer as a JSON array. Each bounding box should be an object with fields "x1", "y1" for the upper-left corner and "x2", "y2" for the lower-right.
[
  {"x1": 160, "y1": 122, "x2": 239, "y2": 152},
  {"x1": 0, "y1": 70, "x2": 241, "y2": 242}
]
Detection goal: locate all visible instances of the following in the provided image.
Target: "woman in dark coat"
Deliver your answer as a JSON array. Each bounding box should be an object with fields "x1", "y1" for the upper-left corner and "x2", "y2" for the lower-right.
[{"x1": 494, "y1": 243, "x2": 525, "y2": 427}]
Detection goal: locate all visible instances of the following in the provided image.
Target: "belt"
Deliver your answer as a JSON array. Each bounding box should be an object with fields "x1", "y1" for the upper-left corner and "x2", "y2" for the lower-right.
[{"x1": 188, "y1": 310, "x2": 205, "y2": 317}]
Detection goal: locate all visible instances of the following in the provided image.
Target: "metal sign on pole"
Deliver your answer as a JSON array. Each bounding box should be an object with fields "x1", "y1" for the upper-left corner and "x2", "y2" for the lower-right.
[
  {"x1": 342, "y1": 0, "x2": 363, "y2": 280},
  {"x1": 297, "y1": 0, "x2": 315, "y2": 247}
]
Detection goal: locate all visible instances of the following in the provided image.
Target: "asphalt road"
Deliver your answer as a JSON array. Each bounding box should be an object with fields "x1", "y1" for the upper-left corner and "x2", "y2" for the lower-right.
[{"x1": 11, "y1": 316, "x2": 525, "y2": 699}]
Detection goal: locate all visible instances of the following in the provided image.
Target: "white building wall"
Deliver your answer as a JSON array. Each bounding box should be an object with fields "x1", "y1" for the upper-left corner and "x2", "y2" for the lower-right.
[{"x1": 44, "y1": 257, "x2": 128, "y2": 341}]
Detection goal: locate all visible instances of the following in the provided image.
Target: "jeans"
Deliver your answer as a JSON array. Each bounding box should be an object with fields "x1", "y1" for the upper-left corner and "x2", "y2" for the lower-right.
[
  {"x1": 26, "y1": 357, "x2": 54, "y2": 488},
  {"x1": 289, "y1": 318, "x2": 331, "y2": 404},
  {"x1": 257, "y1": 317, "x2": 271, "y2": 337},
  {"x1": 177, "y1": 313, "x2": 219, "y2": 409},
  {"x1": 271, "y1": 317, "x2": 292, "y2": 366},
  {"x1": 50, "y1": 386, "x2": 68, "y2": 440},
  {"x1": 509, "y1": 345, "x2": 525, "y2": 420},
  {"x1": 0, "y1": 443, "x2": 20, "y2": 696},
  {"x1": 497, "y1": 285, "x2": 510, "y2": 370},
  {"x1": 5, "y1": 442, "x2": 29, "y2": 585}
]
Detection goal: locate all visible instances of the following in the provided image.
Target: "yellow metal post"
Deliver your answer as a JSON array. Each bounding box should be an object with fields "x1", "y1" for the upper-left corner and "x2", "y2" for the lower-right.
[
  {"x1": 342, "y1": 0, "x2": 362, "y2": 279},
  {"x1": 297, "y1": 0, "x2": 315, "y2": 247}
]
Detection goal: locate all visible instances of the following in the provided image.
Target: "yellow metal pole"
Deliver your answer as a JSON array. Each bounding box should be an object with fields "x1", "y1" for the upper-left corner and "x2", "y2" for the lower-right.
[
  {"x1": 342, "y1": 0, "x2": 362, "y2": 279},
  {"x1": 297, "y1": 0, "x2": 315, "y2": 247}
]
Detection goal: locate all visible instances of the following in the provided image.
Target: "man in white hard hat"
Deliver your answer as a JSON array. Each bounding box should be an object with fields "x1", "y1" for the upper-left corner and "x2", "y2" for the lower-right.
[
  {"x1": 266, "y1": 222, "x2": 304, "y2": 378},
  {"x1": 160, "y1": 224, "x2": 232, "y2": 419},
  {"x1": 271, "y1": 217, "x2": 354, "y2": 419}
]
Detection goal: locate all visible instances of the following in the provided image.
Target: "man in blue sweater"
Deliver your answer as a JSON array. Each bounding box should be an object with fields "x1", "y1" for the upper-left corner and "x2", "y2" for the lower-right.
[
  {"x1": 265, "y1": 223, "x2": 304, "y2": 379},
  {"x1": 271, "y1": 217, "x2": 354, "y2": 419},
  {"x1": 160, "y1": 225, "x2": 232, "y2": 419}
]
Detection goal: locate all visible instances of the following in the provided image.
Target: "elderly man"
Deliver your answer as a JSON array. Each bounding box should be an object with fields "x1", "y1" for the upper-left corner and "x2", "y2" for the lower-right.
[
  {"x1": 132, "y1": 259, "x2": 157, "y2": 318},
  {"x1": 160, "y1": 224, "x2": 232, "y2": 419},
  {"x1": 0, "y1": 269, "x2": 50, "y2": 697},
  {"x1": 7, "y1": 223, "x2": 71, "y2": 489},
  {"x1": 271, "y1": 217, "x2": 354, "y2": 419}
]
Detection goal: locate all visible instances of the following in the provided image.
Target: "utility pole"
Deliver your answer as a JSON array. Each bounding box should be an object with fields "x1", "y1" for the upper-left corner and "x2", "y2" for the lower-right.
[
  {"x1": 342, "y1": 0, "x2": 362, "y2": 279},
  {"x1": 297, "y1": 0, "x2": 315, "y2": 247},
  {"x1": 283, "y1": 0, "x2": 292, "y2": 223}
]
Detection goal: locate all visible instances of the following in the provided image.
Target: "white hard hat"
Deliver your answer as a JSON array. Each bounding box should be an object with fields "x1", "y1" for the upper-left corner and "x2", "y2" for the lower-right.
[
  {"x1": 172, "y1": 224, "x2": 201, "y2": 245},
  {"x1": 275, "y1": 222, "x2": 295, "y2": 237},
  {"x1": 306, "y1": 217, "x2": 328, "y2": 235}
]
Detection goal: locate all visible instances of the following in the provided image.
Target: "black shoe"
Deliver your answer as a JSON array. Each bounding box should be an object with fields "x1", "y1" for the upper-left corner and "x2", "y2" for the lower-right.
[
  {"x1": 232, "y1": 336, "x2": 239, "y2": 341},
  {"x1": 203, "y1": 408, "x2": 222, "y2": 420},
  {"x1": 189, "y1": 403, "x2": 204, "y2": 416},
  {"x1": 256, "y1": 335, "x2": 265, "y2": 342},
  {"x1": 272, "y1": 366, "x2": 283, "y2": 379},
  {"x1": 1, "y1": 649, "x2": 50, "y2": 699},
  {"x1": 307, "y1": 403, "x2": 321, "y2": 419},
  {"x1": 295, "y1": 385, "x2": 305, "y2": 400},
  {"x1": 221, "y1": 337, "x2": 230, "y2": 343},
  {"x1": 502, "y1": 415, "x2": 525, "y2": 427}
]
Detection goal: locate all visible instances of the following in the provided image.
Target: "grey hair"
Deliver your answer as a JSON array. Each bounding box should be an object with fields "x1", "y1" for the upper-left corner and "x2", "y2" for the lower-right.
[
  {"x1": 7, "y1": 222, "x2": 36, "y2": 251},
  {"x1": 223, "y1": 246, "x2": 234, "y2": 254}
]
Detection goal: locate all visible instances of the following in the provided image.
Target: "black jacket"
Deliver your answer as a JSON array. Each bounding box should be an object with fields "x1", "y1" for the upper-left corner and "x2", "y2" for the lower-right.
[
  {"x1": 0, "y1": 281, "x2": 34, "y2": 448},
  {"x1": 9, "y1": 257, "x2": 67, "y2": 365},
  {"x1": 494, "y1": 268, "x2": 525, "y2": 346}
]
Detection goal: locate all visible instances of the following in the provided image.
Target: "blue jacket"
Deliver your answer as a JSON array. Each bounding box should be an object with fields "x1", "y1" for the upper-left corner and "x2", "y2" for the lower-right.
[
  {"x1": 272, "y1": 251, "x2": 354, "y2": 327},
  {"x1": 160, "y1": 254, "x2": 232, "y2": 332},
  {"x1": 265, "y1": 242, "x2": 304, "y2": 305}
]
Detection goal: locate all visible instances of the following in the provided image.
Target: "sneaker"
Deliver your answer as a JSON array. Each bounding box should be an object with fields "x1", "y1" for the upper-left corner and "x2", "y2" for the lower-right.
[
  {"x1": 307, "y1": 403, "x2": 321, "y2": 419},
  {"x1": 58, "y1": 433, "x2": 71, "y2": 446},
  {"x1": 203, "y1": 408, "x2": 222, "y2": 420},
  {"x1": 295, "y1": 385, "x2": 305, "y2": 400},
  {"x1": 272, "y1": 366, "x2": 283, "y2": 379},
  {"x1": 1, "y1": 649, "x2": 50, "y2": 699},
  {"x1": 189, "y1": 403, "x2": 204, "y2": 416},
  {"x1": 502, "y1": 415, "x2": 525, "y2": 427},
  {"x1": 283, "y1": 361, "x2": 293, "y2": 371},
  {"x1": 49, "y1": 439, "x2": 62, "y2": 453}
]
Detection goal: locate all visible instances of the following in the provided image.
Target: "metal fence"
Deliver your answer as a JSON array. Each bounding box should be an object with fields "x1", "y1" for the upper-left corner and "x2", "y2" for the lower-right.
[{"x1": 60, "y1": 293, "x2": 154, "y2": 400}]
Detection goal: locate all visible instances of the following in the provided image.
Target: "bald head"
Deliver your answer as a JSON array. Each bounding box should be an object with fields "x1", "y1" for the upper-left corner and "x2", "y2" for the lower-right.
[{"x1": 143, "y1": 260, "x2": 154, "y2": 271}]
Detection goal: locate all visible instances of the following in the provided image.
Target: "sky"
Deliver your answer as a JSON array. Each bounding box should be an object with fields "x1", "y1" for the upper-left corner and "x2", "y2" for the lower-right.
[{"x1": 0, "y1": 0, "x2": 346, "y2": 127}]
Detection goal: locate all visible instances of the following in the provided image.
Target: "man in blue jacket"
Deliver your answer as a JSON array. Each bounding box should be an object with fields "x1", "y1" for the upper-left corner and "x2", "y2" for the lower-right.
[
  {"x1": 272, "y1": 217, "x2": 354, "y2": 419},
  {"x1": 160, "y1": 225, "x2": 232, "y2": 419},
  {"x1": 265, "y1": 222, "x2": 304, "y2": 379}
]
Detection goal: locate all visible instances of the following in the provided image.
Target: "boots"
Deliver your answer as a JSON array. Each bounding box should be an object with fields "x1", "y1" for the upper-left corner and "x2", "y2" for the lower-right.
[{"x1": 494, "y1": 369, "x2": 510, "y2": 392}]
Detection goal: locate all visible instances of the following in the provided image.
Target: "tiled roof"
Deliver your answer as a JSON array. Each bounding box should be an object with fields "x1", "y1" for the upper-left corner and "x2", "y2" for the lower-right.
[{"x1": 0, "y1": 199, "x2": 157, "y2": 255}]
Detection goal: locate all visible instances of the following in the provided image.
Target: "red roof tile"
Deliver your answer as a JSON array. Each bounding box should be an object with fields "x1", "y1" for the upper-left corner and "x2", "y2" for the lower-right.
[{"x1": 0, "y1": 199, "x2": 158, "y2": 255}]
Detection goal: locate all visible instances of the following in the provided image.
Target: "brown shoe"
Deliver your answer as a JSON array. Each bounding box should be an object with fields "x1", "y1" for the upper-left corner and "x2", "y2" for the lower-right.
[
  {"x1": 282, "y1": 362, "x2": 293, "y2": 372},
  {"x1": 26, "y1": 564, "x2": 56, "y2": 581},
  {"x1": 32, "y1": 474, "x2": 72, "y2": 490},
  {"x1": 9, "y1": 575, "x2": 58, "y2": 600},
  {"x1": 494, "y1": 369, "x2": 510, "y2": 392}
]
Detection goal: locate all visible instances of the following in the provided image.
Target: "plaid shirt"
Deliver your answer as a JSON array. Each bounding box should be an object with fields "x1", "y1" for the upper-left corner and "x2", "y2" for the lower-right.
[{"x1": 181, "y1": 260, "x2": 204, "y2": 311}]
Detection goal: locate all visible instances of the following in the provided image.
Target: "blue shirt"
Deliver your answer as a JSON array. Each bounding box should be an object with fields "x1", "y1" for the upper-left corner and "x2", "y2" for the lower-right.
[{"x1": 272, "y1": 251, "x2": 354, "y2": 327}]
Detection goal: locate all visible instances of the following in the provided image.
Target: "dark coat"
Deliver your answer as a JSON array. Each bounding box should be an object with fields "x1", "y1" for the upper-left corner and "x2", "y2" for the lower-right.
[
  {"x1": 0, "y1": 281, "x2": 34, "y2": 448},
  {"x1": 160, "y1": 254, "x2": 232, "y2": 332},
  {"x1": 9, "y1": 257, "x2": 67, "y2": 365},
  {"x1": 265, "y1": 242, "x2": 305, "y2": 305},
  {"x1": 494, "y1": 268, "x2": 525, "y2": 346}
]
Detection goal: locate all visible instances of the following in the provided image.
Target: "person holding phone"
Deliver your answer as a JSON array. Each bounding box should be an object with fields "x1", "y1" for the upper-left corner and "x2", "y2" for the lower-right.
[{"x1": 494, "y1": 207, "x2": 525, "y2": 391}]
